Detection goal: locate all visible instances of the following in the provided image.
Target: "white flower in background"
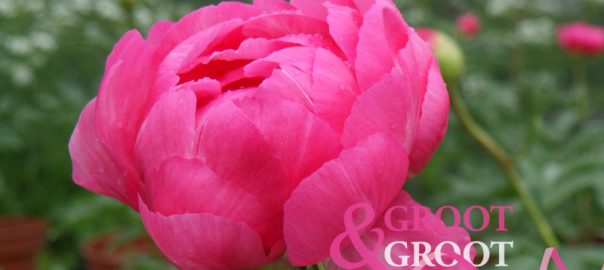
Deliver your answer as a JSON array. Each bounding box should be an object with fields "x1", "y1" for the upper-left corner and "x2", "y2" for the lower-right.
[
  {"x1": 12, "y1": 64, "x2": 33, "y2": 87},
  {"x1": 516, "y1": 18, "x2": 554, "y2": 46},
  {"x1": 532, "y1": 0, "x2": 563, "y2": 14},
  {"x1": 50, "y1": 2, "x2": 78, "y2": 26},
  {"x1": 95, "y1": 0, "x2": 124, "y2": 21},
  {"x1": 487, "y1": 0, "x2": 525, "y2": 16},
  {"x1": 23, "y1": 0, "x2": 44, "y2": 13},
  {"x1": 0, "y1": 0, "x2": 16, "y2": 17},
  {"x1": 6, "y1": 37, "x2": 33, "y2": 56},
  {"x1": 72, "y1": 0, "x2": 93, "y2": 13},
  {"x1": 31, "y1": 32, "x2": 57, "y2": 52},
  {"x1": 134, "y1": 8, "x2": 153, "y2": 28}
]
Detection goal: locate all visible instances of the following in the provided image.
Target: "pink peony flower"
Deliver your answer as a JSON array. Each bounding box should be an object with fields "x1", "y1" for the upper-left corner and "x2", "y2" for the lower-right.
[
  {"x1": 69, "y1": 0, "x2": 470, "y2": 268},
  {"x1": 456, "y1": 13, "x2": 480, "y2": 37},
  {"x1": 557, "y1": 22, "x2": 604, "y2": 57}
]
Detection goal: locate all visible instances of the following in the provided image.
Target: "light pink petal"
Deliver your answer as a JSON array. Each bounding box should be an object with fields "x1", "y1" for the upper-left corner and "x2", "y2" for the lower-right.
[
  {"x1": 355, "y1": 1, "x2": 410, "y2": 92},
  {"x1": 342, "y1": 33, "x2": 433, "y2": 151},
  {"x1": 142, "y1": 157, "x2": 281, "y2": 247},
  {"x1": 326, "y1": 3, "x2": 361, "y2": 62},
  {"x1": 408, "y1": 60, "x2": 450, "y2": 175},
  {"x1": 328, "y1": 191, "x2": 476, "y2": 270},
  {"x1": 198, "y1": 95, "x2": 290, "y2": 207},
  {"x1": 284, "y1": 133, "x2": 409, "y2": 265},
  {"x1": 134, "y1": 89, "x2": 197, "y2": 173},
  {"x1": 235, "y1": 95, "x2": 341, "y2": 189},
  {"x1": 69, "y1": 100, "x2": 136, "y2": 208},
  {"x1": 140, "y1": 198, "x2": 283, "y2": 270}
]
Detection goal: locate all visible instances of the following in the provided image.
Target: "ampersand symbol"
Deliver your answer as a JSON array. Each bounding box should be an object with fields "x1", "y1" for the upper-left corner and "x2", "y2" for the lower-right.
[{"x1": 330, "y1": 202, "x2": 386, "y2": 269}]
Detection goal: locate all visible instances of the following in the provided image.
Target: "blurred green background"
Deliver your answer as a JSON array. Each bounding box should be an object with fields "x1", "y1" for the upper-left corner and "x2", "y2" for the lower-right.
[{"x1": 0, "y1": 0, "x2": 602, "y2": 269}]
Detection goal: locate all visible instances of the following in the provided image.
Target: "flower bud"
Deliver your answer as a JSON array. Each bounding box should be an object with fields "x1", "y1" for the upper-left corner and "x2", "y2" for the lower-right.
[{"x1": 417, "y1": 28, "x2": 465, "y2": 84}]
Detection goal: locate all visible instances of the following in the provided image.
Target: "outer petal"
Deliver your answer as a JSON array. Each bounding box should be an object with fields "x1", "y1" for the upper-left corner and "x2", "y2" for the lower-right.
[
  {"x1": 326, "y1": 3, "x2": 361, "y2": 62},
  {"x1": 135, "y1": 89, "x2": 197, "y2": 173},
  {"x1": 69, "y1": 99, "x2": 134, "y2": 207},
  {"x1": 92, "y1": 30, "x2": 158, "y2": 208},
  {"x1": 327, "y1": 191, "x2": 476, "y2": 270},
  {"x1": 408, "y1": 60, "x2": 449, "y2": 175},
  {"x1": 355, "y1": 0, "x2": 409, "y2": 92},
  {"x1": 140, "y1": 198, "x2": 283, "y2": 270},
  {"x1": 342, "y1": 33, "x2": 432, "y2": 151},
  {"x1": 142, "y1": 157, "x2": 281, "y2": 248},
  {"x1": 284, "y1": 133, "x2": 409, "y2": 265}
]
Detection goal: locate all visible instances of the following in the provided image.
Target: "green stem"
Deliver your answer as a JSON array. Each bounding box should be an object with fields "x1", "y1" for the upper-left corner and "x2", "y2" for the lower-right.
[
  {"x1": 572, "y1": 60, "x2": 589, "y2": 118},
  {"x1": 449, "y1": 84, "x2": 560, "y2": 247}
]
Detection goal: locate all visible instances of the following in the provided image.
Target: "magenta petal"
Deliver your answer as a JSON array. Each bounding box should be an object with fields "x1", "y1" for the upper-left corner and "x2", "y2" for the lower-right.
[
  {"x1": 134, "y1": 89, "x2": 197, "y2": 173},
  {"x1": 253, "y1": 0, "x2": 294, "y2": 11},
  {"x1": 142, "y1": 157, "x2": 281, "y2": 247},
  {"x1": 235, "y1": 95, "x2": 341, "y2": 188},
  {"x1": 328, "y1": 191, "x2": 476, "y2": 270},
  {"x1": 326, "y1": 3, "x2": 361, "y2": 62},
  {"x1": 69, "y1": 100, "x2": 137, "y2": 208},
  {"x1": 310, "y1": 48, "x2": 359, "y2": 132},
  {"x1": 140, "y1": 198, "x2": 282, "y2": 270},
  {"x1": 290, "y1": 0, "x2": 328, "y2": 19},
  {"x1": 147, "y1": 21, "x2": 175, "y2": 47},
  {"x1": 408, "y1": 60, "x2": 450, "y2": 175},
  {"x1": 284, "y1": 133, "x2": 409, "y2": 265},
  {"x1": 354, "y1": 1, "x2": 409, "y2": 92},
  {"x1": 154, "y1": 2, "x2": 263, "y2": 58},
  {"x1": 342, "y1": 32, "x2": 433, "y2": 150},
  {"x1": 198, "y1": 96, "x2": 290, "y2": 206},
  {"x1": 93, "y1": 30, "x2": 158, "y2": 206}
]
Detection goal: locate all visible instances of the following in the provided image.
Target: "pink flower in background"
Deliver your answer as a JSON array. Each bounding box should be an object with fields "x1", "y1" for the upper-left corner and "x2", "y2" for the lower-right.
[
  {"x1": 557, "y1": 22, "x2": 604, "y2": 56},
  {"x1": 68, "y1": 0, "x2": 466, "y2": 268},
  {"x1": 456, "y1": 13, "x2": 480, "y2": 37}
]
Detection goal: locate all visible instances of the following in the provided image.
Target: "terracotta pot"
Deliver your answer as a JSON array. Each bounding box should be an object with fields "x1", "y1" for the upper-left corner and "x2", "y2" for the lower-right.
[
  {"x1": 0, "y1": 217, "x2": 47, "y2": 270},
  {"x1": 81, "y1": 233, "x2": 163, "y2": 270}
]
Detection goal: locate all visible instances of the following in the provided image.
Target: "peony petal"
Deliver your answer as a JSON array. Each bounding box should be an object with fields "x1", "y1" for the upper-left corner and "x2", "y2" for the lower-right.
[
  {"x1": 284, "y1": 133, "x2": 409, "y2": 265},
  {"x1": 235, "y1": 95, "x2": 341, "y2": 189},
  {"x1": 354, "y1": 1, "x2": 409, "y2": 92},
  {"x1": 147, "y1": 21, "x2": 175, "y2": 47},
  {"x1": 408, "y1": 60, "x2": 449, "y2": 175},
  {"x1": 253, "y1": 0, "x2": 295, "y2": 12},
  {"x1": 326, "y1": 3, "x2": 361, "y2": 62},
  {"x1": 327, "y1": 191, "x2": 476, "y2": 270},
  {"x1": 69, "y1": 99, "x2": 136, "y2": 208},
  {"x1": 342, "y1": 32, "x2": 433, "y2": 151},
  {"x1": 142, "y1": 157, "x2": 281, "y2": 247},
  {"x1": 310, "y1": 48, "x2": 359, "y2": 132},
  {"x1": 250, "y1": 47, "x2": 358, "y2": 132},
  {"x1": 197, "y1": 95, "x2": 290, "y2": 207},
  {"x1": 290, "y1": 0, "x2": 328, "y2": 19},
  {"x1": 140, "y1": 198, "x2": 283, "y2": 270},
  {"x1": 134, "y1": 89, "x2": 197, "y2": 174},
  {"x1": 154, "y1": 2, "x2": 264, "y2": 58}
]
